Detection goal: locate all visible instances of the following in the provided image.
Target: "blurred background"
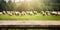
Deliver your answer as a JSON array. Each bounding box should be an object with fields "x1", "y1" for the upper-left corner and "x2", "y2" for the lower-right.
[{"x1": 0, "y1": 0, "x2": 60, "y2": 12}]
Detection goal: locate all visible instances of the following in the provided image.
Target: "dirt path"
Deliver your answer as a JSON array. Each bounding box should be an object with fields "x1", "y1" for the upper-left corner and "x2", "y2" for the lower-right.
[{"x1": 0, "y1": 20, "x2": 60, "y2": 25}]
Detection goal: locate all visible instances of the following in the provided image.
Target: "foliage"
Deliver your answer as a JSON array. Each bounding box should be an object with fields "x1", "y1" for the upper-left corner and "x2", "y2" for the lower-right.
[{"x1": 0, "y1": 0, "x2": 60, "y2": 11}]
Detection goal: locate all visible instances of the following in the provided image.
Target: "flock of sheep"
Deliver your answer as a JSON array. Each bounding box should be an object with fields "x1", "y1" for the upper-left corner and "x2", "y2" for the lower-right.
[
  {"x1": 0, "y1": 11, "x2": 38, "y2": 16},
  {"x1": 41, "y1": 11, "x2": 60, "y2": 16},
  {"x1": 0, "y1": 10, "x2": 60, "y2": 16}
]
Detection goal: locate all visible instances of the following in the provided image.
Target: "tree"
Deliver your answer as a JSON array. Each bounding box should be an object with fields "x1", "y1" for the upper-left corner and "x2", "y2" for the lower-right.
[
  {"x1": 6, "y1": 0, "x2": 16, "y2": 11},
  {"x1": 0, "y1": 0, "x2": 6, "y2": 12}
]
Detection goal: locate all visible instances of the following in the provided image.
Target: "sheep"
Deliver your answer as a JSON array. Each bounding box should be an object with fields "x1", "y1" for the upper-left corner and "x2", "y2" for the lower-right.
[
  {"x1": 41, "y1": 11, "x2": 46, "y2": 16},
  {"x1": 6, "y1": 11, "x2": 13, "y2": 16},
  {"x1": 33, "y1": 11, "x2": 37, "y2": 15},
  {"x1": 29, "y1": 11, "x2": 33, "y2": 15},
  {"x1": 10, "y1": 11, "x2": 15, "y2": 15},
  {"x1": 0, "y1": 12, "x2": 3, "y2": 15},
  {"x1": 2, "y1": 11, "x2": 6, "y2": 14},
  {"x1": 45, "y1": 11, "x2": 50, "y2": 15},
  {"x1": 26, "y1": 11, "x2": 30, "y2": 14},
  {"x1": 26, "y1": 11, "x2": 33, "y2": 15},
  {"x1": 58, "y1": 12, "x2": 60, "y2": 15},
  {"x1": 7, "y1": 12, "x2": 12, "y2": 16},
  {"x1": 15, "y1": 11, "x2": 20, "y2": 16},
  {"x1": 50, "y1": 11, "x2": 57, "y2": 16},
  {"x1": 21, "y1": 11, "x2": 26, "y2": 16}
]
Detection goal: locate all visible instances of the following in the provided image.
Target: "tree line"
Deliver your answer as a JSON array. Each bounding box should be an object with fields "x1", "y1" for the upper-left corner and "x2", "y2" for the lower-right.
[{"x1": 0, "y1": 0, "x2": 60, "y2": 12}]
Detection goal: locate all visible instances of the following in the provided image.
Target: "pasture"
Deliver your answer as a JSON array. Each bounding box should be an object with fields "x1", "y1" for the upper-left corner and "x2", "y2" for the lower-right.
[
  {"x1": 0, "y1": 13, "x2": 60, "y2": 20},
  {"x1": 8, "y1": 29, "x2": 53, "y2": 30}
]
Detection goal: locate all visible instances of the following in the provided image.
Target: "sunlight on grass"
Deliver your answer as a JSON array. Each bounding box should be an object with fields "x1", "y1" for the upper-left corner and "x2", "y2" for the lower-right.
[{"x1": 0, "y1": 13, "x2": 60, "y2": 20}]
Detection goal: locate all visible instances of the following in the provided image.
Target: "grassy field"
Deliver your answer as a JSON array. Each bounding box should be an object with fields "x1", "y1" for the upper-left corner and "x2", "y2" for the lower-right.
[{"x1": 0, "y1": 13, "x2": 60, "y2": 20}]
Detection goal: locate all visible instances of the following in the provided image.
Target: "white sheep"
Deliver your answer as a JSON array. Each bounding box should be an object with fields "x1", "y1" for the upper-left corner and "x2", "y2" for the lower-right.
[
  {"x1": 15, "y1": 11, "x2": 20, "y2": 16},
  {"x1": 7, "y1": 11, "x2": 12, "y2": 16},
  {"x1": 0, "y1": 12, "x2": 3, "y2": 15},
  {"x1": 21, "y1": 11, "x2": 26, "y2": 16},
  {"x1": 33, "y1": 11, "x2": 37, "y2": 15}
]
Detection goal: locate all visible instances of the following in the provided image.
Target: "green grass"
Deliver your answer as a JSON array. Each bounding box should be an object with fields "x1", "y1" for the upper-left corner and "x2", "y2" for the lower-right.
[
  {"x1": 0, "y1": 13, "x2": 60, "y2": 20},
  {"x1": 8, "y1": 29, "x2": 54, "y2": 30}
]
